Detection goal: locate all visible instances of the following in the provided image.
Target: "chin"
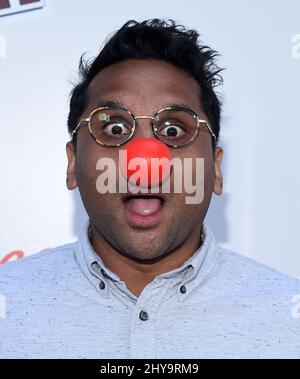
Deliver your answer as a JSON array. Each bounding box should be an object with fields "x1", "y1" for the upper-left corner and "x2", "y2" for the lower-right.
[
  {"x1": 122, "y1": 250, "x2": 168, "y2": 264},
  {"x1": 119, "y1": 237, "x2": 167, "y2": 262}
]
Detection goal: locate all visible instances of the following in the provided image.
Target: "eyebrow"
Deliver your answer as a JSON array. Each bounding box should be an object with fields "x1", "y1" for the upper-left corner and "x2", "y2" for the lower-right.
[
  {"x1": 94, "y1": 100, "x2": 197, "y2": 113},
  {"x1": 95, "y1": 100, "x2": 127, "y2": 109}
]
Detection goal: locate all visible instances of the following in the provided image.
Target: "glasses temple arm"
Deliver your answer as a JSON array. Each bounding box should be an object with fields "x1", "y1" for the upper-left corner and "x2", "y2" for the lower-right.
[
  {"x1": 71, "y1": 118, "x2": 89, "y2": 138},
  {"x1": 197, "y1": 118, "x2": 217, "y2": 142}
]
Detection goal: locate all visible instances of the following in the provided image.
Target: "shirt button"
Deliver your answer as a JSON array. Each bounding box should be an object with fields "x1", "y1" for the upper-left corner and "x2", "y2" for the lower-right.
[
  {"x1": 99, "y1": 280, "x2": 105, "y2": 290},
  {"x1": 139, "y1": 311, "x2": 149, "y2": 321},
  {"x1": 180, "y1": 285, "x2": 187, "y2": 294}
]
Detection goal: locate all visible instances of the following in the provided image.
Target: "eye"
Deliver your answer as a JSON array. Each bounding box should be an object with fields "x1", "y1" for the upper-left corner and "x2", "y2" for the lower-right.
[
  {"x1": 104, "y1": 122, "x2": 131, "y2": 136},
  {"x1": 159, "y1": 121, "x2": 186, "y2": 138}
]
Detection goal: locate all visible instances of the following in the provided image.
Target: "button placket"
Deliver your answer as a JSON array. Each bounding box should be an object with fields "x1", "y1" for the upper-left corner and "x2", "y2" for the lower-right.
[{"x1": 129, "y1": 277, "x2": 172, "y2": 359}]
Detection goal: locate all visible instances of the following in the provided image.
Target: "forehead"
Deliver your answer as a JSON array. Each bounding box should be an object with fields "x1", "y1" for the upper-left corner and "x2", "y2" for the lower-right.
[{"x1": 86, "y1": 59, "x2": 203, "y2": 114}]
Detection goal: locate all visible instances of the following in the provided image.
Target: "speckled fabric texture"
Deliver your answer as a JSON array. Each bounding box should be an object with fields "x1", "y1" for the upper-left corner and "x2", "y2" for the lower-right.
[{"x1": 0, "y1": 222, "x2": 300, "y2": 358}]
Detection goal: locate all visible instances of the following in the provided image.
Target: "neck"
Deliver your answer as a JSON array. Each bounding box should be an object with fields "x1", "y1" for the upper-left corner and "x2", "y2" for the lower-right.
[{"x1": 89, "y1": 224, "x2": 203, "y2": 297}]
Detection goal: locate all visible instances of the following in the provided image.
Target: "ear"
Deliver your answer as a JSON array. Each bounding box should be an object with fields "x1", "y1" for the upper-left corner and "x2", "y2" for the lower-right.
[
  {"x1": 66, "y1": 141, "x2": 77, "y2": 190},
  {"x1": 213, "y1": 146, "x2": 223, "y2": 196}
]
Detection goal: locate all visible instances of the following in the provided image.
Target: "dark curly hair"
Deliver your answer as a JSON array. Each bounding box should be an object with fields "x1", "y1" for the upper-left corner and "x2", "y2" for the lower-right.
[{"x1": 68, "y1": 18, "x2": 223, "y2": 148}]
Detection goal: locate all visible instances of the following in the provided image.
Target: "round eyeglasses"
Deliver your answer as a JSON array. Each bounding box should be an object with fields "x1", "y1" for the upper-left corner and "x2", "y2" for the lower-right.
[{"x1": 71, "y1": 105, "x2": 216, "y2": 148}]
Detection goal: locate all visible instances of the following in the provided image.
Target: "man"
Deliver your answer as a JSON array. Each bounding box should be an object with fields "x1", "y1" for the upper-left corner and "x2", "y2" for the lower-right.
[{"x1": 0, "y1": 19, "x2": 299, "y2": 359}]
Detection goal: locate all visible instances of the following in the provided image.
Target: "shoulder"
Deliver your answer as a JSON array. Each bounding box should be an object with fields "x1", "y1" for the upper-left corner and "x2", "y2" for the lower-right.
[
  {"x1": 0, "y1": 242, "x2": 77, "y2": 289},
  {"x1": 216, "y1": 247, "x2": 300, "y2": 296}
]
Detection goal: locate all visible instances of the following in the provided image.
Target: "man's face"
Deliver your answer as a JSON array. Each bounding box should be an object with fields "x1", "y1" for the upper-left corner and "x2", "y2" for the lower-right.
[{"x1": 66, "y1": 59, "x2": 223, "y2": 262}]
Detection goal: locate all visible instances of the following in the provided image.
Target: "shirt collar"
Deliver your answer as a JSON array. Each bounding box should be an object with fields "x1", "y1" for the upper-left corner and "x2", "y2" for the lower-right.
[
  {"x1": 175, "y1": 223, "x2": 221, "y2": 302},
  {"x1": 75, "y1": 220, "x2": 220, "y2": 300}
]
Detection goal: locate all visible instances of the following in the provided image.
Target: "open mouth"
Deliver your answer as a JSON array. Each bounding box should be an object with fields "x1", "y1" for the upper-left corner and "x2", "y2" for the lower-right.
[{"x1": 122, "y1": 194, "x2": 165, "y2": 228}]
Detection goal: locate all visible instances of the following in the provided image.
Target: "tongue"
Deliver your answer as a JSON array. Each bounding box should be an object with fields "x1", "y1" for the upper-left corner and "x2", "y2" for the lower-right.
[{"x1": 125, "y1": 197, "x2": 162, "y2": 216}]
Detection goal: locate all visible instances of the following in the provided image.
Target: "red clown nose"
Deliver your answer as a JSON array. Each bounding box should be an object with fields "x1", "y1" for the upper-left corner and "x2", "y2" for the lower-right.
[{"x1": 121, "y1": 138, "x2": 173, "y2": 187}]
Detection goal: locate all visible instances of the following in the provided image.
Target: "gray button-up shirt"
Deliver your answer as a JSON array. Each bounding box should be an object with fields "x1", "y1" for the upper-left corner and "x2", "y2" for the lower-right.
[{"x1": 0, "y1": 222, "x2": 300, "y2": 358}]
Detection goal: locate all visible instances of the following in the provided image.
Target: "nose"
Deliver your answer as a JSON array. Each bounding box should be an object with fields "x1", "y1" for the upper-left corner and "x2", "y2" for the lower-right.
[
  {"x1": 133, "y1": 116, "x2": 155, "y2": 139},
  {"x1": 121, "y1": 137, "x2": 173, "y2": 188}
]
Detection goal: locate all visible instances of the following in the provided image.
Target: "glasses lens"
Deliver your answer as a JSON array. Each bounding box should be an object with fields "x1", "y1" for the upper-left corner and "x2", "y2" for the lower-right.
[
  {"x1": 90, "y1": 108, "x2": 134, "y2": 146},
  {"x1": 153, "y1": 108, "x2": 198, "y2": 147}
]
